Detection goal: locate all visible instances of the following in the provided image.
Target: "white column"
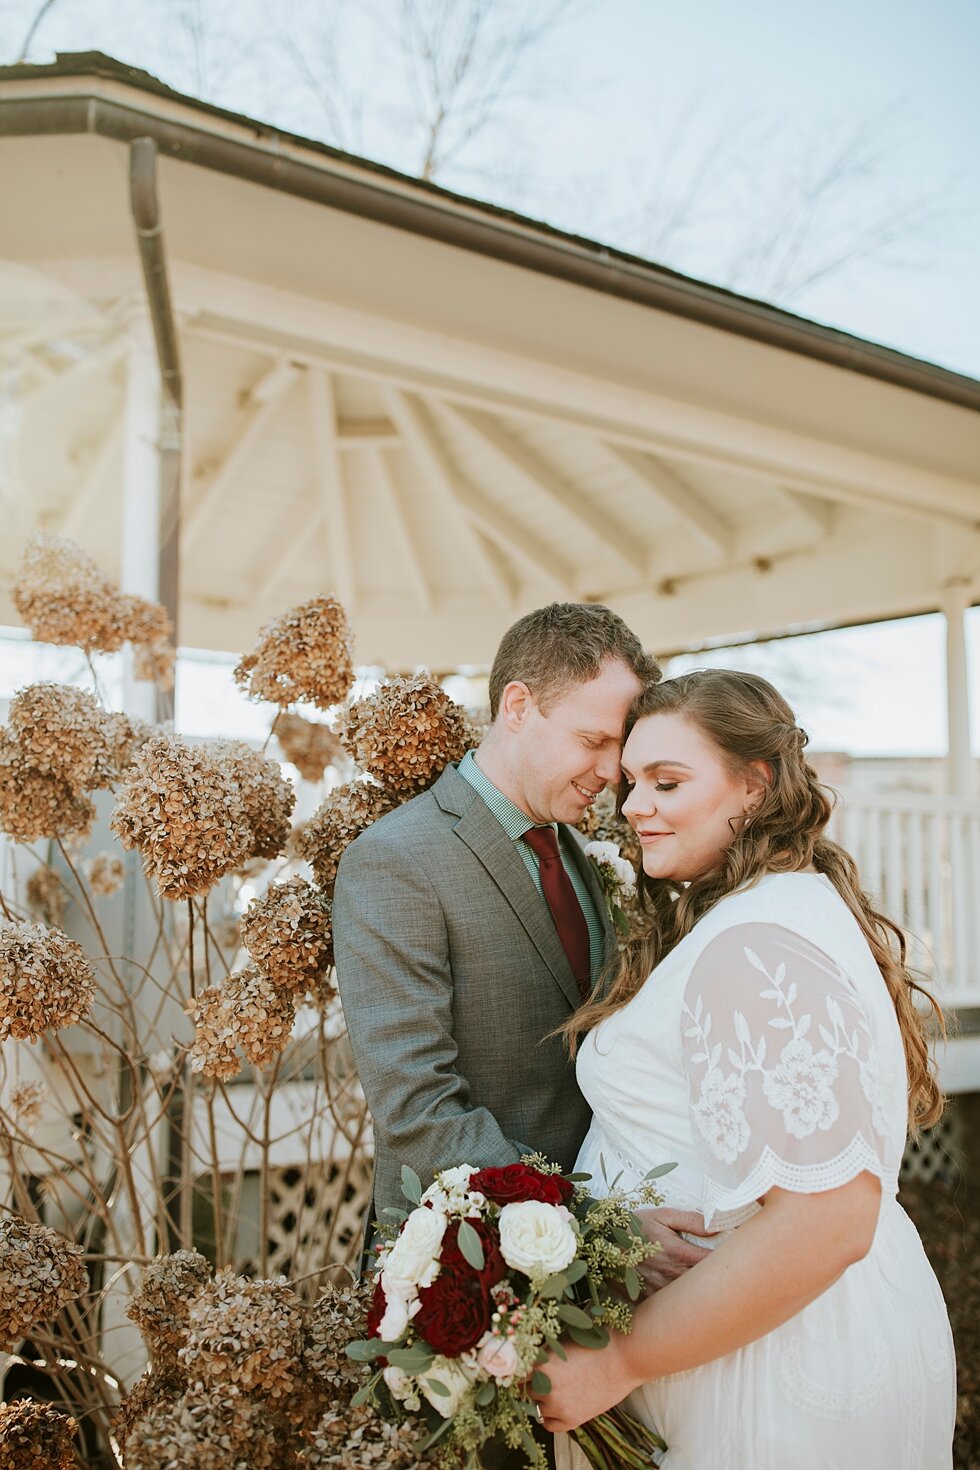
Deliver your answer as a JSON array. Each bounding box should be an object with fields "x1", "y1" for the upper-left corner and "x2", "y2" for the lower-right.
[
  {"x1": 119, "y1": 312, "x2": 163, "y2": 723},
  {"x1": 942, "y1": 579, "x2": 975, "y2": 798}
]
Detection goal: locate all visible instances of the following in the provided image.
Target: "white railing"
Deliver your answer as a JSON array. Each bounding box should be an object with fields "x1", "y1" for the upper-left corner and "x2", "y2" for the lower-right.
[{"x1": 832, "y1": 793, "x2": 980, "y2": 1008}]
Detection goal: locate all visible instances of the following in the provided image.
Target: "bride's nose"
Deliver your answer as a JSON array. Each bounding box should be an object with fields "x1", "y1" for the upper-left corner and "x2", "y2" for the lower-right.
[{"x1": 622, "y1": 785, "x2": 654, "y2": 822}]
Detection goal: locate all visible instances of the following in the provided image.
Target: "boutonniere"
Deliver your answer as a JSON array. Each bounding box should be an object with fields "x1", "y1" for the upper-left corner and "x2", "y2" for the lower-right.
[{"x1": 584, "y1": 840, "x2": 637, "y2": 938}]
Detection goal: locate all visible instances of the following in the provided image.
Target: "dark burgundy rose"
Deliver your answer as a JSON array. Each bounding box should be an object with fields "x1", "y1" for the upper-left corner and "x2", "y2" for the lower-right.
[
  {"x1": 438, "y1": 1218, "x2": 507, "y2": 1292},
  {"x1": 366, "y1": 1277, "x2": 387, "y2": 1338},
  {"x1": 414, "y1": 1268, "x2": 492, "y2": 1356},
  {"x1": 471, "y1": 1163, "x2": 574, "y2": 1208}
]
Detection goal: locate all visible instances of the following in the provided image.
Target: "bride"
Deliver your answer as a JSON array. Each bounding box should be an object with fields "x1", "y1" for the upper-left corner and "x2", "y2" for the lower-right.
[{"x1": 537, "y1": 669, "x2": 956, "y2": 1469}]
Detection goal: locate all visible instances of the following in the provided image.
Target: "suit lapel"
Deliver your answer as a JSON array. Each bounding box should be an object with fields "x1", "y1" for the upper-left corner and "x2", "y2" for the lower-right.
[{"x1": 445, "y1": 779, "x2": 582, "y2": 1011}]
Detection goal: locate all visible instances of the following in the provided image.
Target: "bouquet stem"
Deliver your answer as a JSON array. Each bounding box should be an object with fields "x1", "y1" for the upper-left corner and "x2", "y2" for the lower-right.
[{"x1": 571, "y1": 1406, "x2": 667, "y2": 1469}]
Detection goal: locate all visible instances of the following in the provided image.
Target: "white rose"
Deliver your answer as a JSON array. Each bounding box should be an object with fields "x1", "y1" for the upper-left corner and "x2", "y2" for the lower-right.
[
  {"x1": 419, "y1": 1356, "x2": 477, "y2": 1418},
  {"x1": 498, "y1": 1201, "x2": 578, "y2": 1279},
  {"x1": 382, "y1": 1206, "x2": 447, "y2": 1293},
  {"x1": 585, "y1": 841, "x2": 620, "y2": 865},
  {"x1": 476, "y1": 1334, "x2": 521, "y2": 1382},
  {"x1": 376, "y1": 1289, "x2": 411, "y2": 1342},
  {"x1": 611, "y1": 855, "x2": 636, "y2": 888},
  {"x1": 382, "y1": 1364, "x2": 414, "y2": 1401}
]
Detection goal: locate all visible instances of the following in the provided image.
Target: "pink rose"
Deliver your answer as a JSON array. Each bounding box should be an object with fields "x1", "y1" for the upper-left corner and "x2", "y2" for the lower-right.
[{"x1": 477, "y1": 1334, "x2": 521, "y2": 1381}]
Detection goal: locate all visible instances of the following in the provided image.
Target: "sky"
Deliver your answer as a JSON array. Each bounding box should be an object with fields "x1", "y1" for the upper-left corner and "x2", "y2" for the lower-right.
[{"x1": 1, "y1": 0, "x2": 978, "y2": 756}]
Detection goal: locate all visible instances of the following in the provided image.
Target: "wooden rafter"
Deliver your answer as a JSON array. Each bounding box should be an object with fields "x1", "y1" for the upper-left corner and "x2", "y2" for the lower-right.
[
  {"x1": 61, "y1": 417, "x2": 123, "y2": 540},
  {"x1": 370, "y1": 446, "x2": 434, "y2": 612},
  {"x1": 600, "y1": 441, "x2": 730, "y2": 557},
  {"x1": 308, "y1": 368, "x2": 356, "y2": 610}
]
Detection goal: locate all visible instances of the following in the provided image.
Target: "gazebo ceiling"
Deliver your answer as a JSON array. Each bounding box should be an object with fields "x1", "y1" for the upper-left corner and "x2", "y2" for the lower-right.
[{"x1": 1, "y1": 56, "x2": 979, "y2": 668}]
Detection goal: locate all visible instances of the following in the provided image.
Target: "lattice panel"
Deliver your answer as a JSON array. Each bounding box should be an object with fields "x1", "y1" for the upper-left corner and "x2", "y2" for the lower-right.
[
  {"x1": 237, "y1": 1154, "x2": 374, "y2": 1288},
  {"x1": 900, "y1": 1108, "x2": 963, "y2": 1185}
]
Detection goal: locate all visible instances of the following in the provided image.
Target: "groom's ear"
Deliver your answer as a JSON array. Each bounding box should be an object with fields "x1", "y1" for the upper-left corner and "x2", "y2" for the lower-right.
[{"x1": 499, "y1": 680, "x2": 533, "y2": 732}]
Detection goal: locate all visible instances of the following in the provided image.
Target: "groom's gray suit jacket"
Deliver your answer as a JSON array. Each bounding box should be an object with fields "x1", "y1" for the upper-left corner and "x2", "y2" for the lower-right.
[{"x1": 333, "y1": 762, "x2": 615, "y2": 1222}]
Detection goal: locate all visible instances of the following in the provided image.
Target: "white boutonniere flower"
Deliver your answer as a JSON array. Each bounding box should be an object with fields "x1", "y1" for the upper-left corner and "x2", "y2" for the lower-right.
[{"x1": 584, "y1": 840, "x2": 637, "y2": 938}]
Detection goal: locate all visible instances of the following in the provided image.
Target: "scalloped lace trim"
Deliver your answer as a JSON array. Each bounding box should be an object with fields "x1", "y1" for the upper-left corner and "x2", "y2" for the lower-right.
[{"x1": 702, "y1": 1133, "x2": 897, "y2": 1230}]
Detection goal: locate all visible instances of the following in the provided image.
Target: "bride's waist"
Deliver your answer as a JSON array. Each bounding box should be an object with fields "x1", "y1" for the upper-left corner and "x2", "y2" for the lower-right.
[{"x1": 577, "y1": 1122, "x2": 704, "y2": 1213}]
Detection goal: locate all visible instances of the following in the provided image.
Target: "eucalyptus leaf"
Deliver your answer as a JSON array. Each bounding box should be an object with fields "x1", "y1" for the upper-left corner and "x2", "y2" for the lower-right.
[
  {"x1": 381, "y1": 1207, "x2": 409, "y2": 1221},
  {"x1": 475, "y1": 1381, "x2": 497, "y2": 1407},
  {"x1": 346, "y1": 1338, "x2": 388, "y2": 1362},
  {"x1": 563, "y1": 1259, "x2": 588, "y2": 1285},
  {"x1": 623, "y1": 1265, "x2": 641, "y2": 1301},
  {"x1": 642, "y1": 1161, "x2": 678, "y2": 1181},
  {"x1": 423, "y1": 1375, "x2": 452, "y2": 1397},
  {"x1": 530, "y1": 1370, "x2": 552, "y2": 1395},
  {"x1": 536, "y1": 1273, "x2": 568, "y2": 1299},
  {"x1": 350, "y1": 1373, "x2": 381, "y2": 1409},
  {"x1": 457, "y1": 1216, "x2": 485, "y2": 1271},
  {"x1": 556, "y1": 1303, "x2": 593, "y2": 1329},
  {"x1": 567, "y1": 1323, "x2": 610, "y2": 1350},
  {"x1": 565, "y1": 1172, "x2": 593, "y2": 1182},
  {"x1": 422, "y1": 1417, "x2": 455, "y2": 1451},
  {"x1": 387, "y1": 1343, "x2": 435, "y2": 1372},
  {"x1": 400, "y1": 1165, "x2": 422, "y2": 1206}
]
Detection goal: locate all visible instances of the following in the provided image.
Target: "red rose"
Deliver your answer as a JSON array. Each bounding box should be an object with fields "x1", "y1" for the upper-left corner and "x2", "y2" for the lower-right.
[
  {"x1": 470, "y1": 1163, "x2": 574, "y2": 1208},
  {"x1": 366, "y1": 1277, "x2": 387, "y2": 1338},
  {"x1": 414, "y1": 1268, "x2": 492, "y2": 1356},
  {"x1": 438, "y1": 1219, "x2": 507, "y2": 1292}
]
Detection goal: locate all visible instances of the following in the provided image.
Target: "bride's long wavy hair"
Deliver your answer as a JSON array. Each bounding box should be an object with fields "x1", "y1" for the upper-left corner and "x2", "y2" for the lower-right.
[{"x1": 564, "y1": 669, "x2": 945, "y2": 1132}]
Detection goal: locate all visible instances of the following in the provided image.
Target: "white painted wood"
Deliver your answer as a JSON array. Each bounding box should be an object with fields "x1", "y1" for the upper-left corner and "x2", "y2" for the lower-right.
[
  {"x1": 383, "y1": 389, "x2": 514, "y2": 607},
  {"x1": 370, "y1": 446, "x2": 433, "y2": 612},
  {"x1": 600, "y1": 440, "x2": 730, "y2": 556},
  {"x1": 779, "y1": 488, "x2": 836, "y2": 536},
  {"x1": 442, "y1": 401, "x2": 646, "y2": 576},
  {"x1": 182, "y1": 361, "x2": 299, "y2": 545},
  {"x1": 942, "y1": 581, "x2": 975, "y2": 798},
  {"x1": 60, "y1": 415, "x2": 122, "y2": 540},
  {"x1": 308, "y1": 368, "x2": 356, "y2": 611},
  {"x1": 119, "y1": 325, "x2": 162, "y2": 722}
]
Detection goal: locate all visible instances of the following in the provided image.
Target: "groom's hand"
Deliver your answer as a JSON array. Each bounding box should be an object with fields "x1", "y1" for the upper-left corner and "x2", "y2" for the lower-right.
[{"x1": 633, "y1": 1207, "x2": 715, "y2": 1292}]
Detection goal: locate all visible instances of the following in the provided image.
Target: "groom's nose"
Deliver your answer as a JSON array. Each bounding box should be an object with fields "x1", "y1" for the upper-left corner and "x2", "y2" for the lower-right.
[{"x1": 593, "y1": 746, "x2": 623, "y2": 786}]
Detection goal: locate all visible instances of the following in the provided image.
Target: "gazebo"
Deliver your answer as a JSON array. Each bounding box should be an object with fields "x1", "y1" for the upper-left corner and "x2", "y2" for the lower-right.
[{"x1": 1, "y1": 52, "x2": 979, "y2": 1034}]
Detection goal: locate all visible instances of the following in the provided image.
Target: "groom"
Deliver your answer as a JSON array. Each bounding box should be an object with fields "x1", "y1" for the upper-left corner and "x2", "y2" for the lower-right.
[{"x1": 334, "y1": 602, "x2": 707, "y2": 1283}]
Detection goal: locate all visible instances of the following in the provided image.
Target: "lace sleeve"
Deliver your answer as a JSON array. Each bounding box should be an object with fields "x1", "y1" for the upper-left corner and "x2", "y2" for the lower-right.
[{"x1": 681, "y1": 921, "x2": 893, "y2": 1229}]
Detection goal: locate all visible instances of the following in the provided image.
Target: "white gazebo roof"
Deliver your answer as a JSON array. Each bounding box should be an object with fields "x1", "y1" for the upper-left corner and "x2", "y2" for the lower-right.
[{"x1": 1, "y1": 53, "x2": 978, "y2": 667}]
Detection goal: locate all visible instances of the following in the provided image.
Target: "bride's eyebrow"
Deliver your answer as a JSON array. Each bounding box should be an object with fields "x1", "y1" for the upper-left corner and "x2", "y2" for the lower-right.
[{"x1": 630, "y1": 760, "x2": 693, "y2": 777}]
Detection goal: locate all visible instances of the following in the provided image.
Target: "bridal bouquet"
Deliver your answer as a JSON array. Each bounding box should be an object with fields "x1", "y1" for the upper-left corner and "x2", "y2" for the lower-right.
[{"x1": 347, "y1": 1155, "x2": 670, "y2": 1469}]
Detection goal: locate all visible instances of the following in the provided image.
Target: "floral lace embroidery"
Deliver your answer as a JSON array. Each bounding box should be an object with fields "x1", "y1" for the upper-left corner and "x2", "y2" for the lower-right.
[{"x1": 683, "y1": 943, "x2": 887, "y2": 1169}]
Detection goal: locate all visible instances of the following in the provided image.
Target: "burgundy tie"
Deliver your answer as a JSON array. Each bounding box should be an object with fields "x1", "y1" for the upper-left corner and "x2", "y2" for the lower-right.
[{"x1": 522, "y1": 826, "x2": 592, "y2": 1002}]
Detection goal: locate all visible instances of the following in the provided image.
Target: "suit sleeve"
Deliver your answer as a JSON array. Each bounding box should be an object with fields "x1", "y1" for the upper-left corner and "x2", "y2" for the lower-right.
[{"x1": 332, "y1": 827, "x2": 532, "y2": 1197}]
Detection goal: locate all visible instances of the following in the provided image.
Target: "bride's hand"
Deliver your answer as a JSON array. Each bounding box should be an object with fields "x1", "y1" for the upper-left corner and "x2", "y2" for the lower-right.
[
  {"x1": 530, "y1": 1338, "x2": 637, "y2": 1434},
  {"x1": 633, "y1": 1207, "x2": 716, "y2": 1292}
]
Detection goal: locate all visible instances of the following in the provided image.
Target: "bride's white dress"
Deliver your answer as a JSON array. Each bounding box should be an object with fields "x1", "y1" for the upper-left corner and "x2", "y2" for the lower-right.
[{"x1": 558, "y1": 872, "x2": 955, "y2": 1470}]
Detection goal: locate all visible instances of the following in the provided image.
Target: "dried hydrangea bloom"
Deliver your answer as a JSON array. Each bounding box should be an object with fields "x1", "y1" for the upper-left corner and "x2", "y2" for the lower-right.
[
  {"x1": 305, "y1": 1407, "x2": 434, "y2": 1470},
  {"x1": 82, "y1": 851, "x2": 126, "y2": 897},
  {"x1": 233, "y1": 596, "x2": 354, "y2": 711},
  {"x1": 0, "y1": 731, "x2": 96, "y2": 844},
  {"x1": 463, "y1": 706, "x2": 491, "y2": 748},
  {"x1": 127, "y1": 1250, "x2": 213, "y2": 1374},
  {"x1": 303, "y1": 1280, "x2": 372, "y2": 1397},
  {"x1": 8, "y1": 683, "x2": 111, "y2": 788},
  {"x1": 241, "y1": 878, "x2": 333, "y2": 999},
  {"x1": 102, "y1": 710, "x2": 160, "y2": 779},
  {"x1": 0, "y1": 1400, "x2": 77, "y2": 1470},
  {"x1": 0, "y1": 1216, "x2": 87, "y2": 1351},
  {"x1": 111, "y1": 734, "x2": 252, "y2": 899},
  {"x1": 274, "y1": 712, "x2": 343, "y2": 783},
  {"x1": 297, "y1": 781, "x2": 398, "y2": 897},
  {"x1": 337, "y1": 675, "x2": 471, "y2": 797},
  {"x1": 8, "y1": 1080, "x2": 47, "y2": 1131},
  {"x1": 26, "y1": 864, "x2": 66, "y2": 928},
  {"x1": 576, "y1": 785, "x2": 642, "y2": 872},
  {"x1": 210, "y1": 740, "x2": 295, "y2": 862},
  {"x1": 0, "y1": 921, "x2": 96, "y2": 1043},
  {"x1": 113, "y1": 1367, "x2": 183, "y2": 1454},
  {"x1": 179, "y1": 1271, "x2": 304, "y2": 1401},
  {"x1": 187, "y1": 967, "x2": 296, "y2": 1080},
  {"x1": 123, "y1": 1383, "x2": 290, "y2": 1470}
]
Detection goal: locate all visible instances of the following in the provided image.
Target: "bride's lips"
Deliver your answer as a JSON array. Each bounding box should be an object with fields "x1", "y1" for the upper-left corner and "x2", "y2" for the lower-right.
[{"x1": 637, "y1": 830, "x2": 672, "y2": 843}]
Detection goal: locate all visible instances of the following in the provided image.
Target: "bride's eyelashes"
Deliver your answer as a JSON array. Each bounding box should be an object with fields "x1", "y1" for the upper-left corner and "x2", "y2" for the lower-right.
[{"x1": 655, "y1": 782, "x2": 678, "y2": 793}]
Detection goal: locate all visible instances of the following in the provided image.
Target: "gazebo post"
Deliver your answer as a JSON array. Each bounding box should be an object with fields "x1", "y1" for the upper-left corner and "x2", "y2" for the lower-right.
[{"x1": 942, "y1": 579, "x2": 975, "y2": 798}]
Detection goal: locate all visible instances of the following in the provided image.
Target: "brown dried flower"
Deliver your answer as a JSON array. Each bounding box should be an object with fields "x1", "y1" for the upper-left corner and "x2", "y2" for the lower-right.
[
  {"x1": 337, "y1": 675, "x2": 470, "y2": 797},
  {"x1": 0, "y1": 1400, "x2": 77, "y2": 1470},
  {"x1": 241, "y1": 878, "x2": 333, "y2": 1001},
  {"x1": 303, "y1": 1279, "x2": 372, "y2": 1399},
  {"x1": 8, "y1": 1080, "x2": 47, "y2": 1132},
  {"x1": 234, "y1": 597, "x2": 354, "y2": 711},
  {"x1": 187, "y1": 967, "x2": 296, "y2": 1080},
  {"x1": 127, "y1": 1250, "x2": 213, "y2": 1375},
  {"x1": 8, "y1": 682, "x2": 111, "y2": 788},
  {"x1": 26, "y1": 864, "x2": 66, "y2": 928},
  {"x1": 304, "y1": 1406, "x2": 435, "y2": 1470},
  {"x1": 113, "y1": 1367, "x2": 184, "y2": 1454},
  {"x1": 274, "y1": 712, "x2": 344, "y2": 783},
  {"x1": 123, "y1": 1383, "x2": 291, "y2": 1470},
  {"x1": 0, "y1": 730, "x2": 96, "y2": 844},
  {"x1": 12, "y1": 535, "x2": 175, "y2": 685},
  {"x1": 210, "y1": 740, "x2": 296, "y2": 862},
  {"x1": 111, "y1": 734, "x2": 252, "y2": 899},
  {"x1": 0, "y1": 1216, "x2": 87, "y2": 1351},
  {"x1": 0, "y1": 920, "x2": 96, "y2": 1043},
  {"x1": 297, "y1": 782, "x2": 398, "y2": 897},
  {"x1": 82, "y1": 851, "x2": 126, "y2": 897},
  {"x1": 102, "y1": 711, "x2": 160, "y2": 780},
  {"x1": 179, "y1": 1270, "x2": 304, "y2": 1401}
]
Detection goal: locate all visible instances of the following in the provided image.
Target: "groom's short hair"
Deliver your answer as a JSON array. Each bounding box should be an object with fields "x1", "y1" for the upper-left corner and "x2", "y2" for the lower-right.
[{"x1": 488, "y1": 602, "x2": 660, "y2": 719}]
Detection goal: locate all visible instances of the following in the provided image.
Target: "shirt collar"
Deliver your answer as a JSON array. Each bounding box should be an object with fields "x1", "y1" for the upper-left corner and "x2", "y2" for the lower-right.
[{"x1": 457, "y1": 749, "x2": 558, "y2": 842}]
